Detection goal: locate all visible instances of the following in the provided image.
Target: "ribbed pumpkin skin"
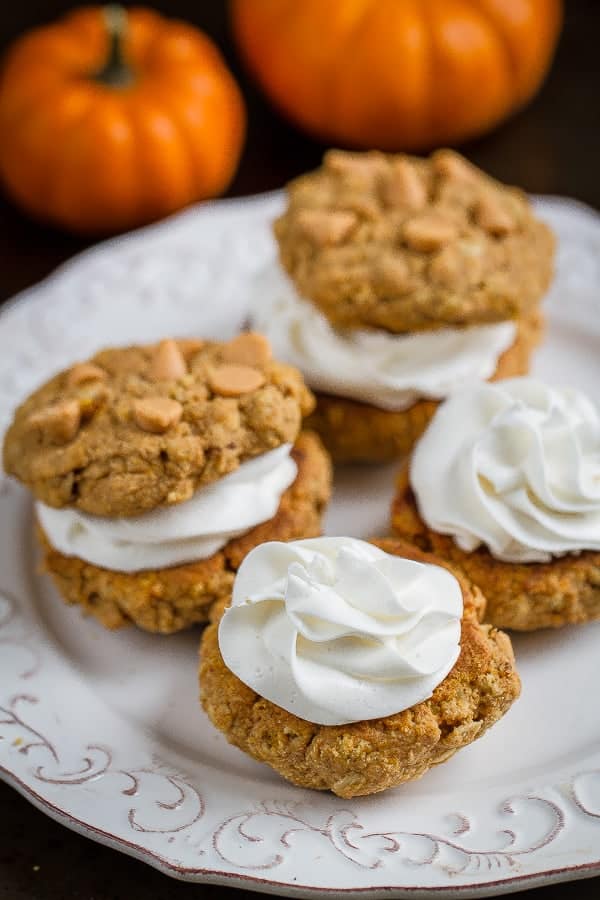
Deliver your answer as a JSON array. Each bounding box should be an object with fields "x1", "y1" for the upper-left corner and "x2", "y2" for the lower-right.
[
  {"x1": 231, "y1": 0, "x2": 562, "y2": 151},
  {"x1": 0, "y1": 7, "x2": 246, "y2": 234}
]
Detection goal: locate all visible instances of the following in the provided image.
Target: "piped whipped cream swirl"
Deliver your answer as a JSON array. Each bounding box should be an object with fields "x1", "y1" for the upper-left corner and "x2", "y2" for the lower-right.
[
  {"x1": 252, "y1": 264, "x2": 516, "y2": 411},
  {"x1": 218, "y1": 537, "x2": 463, "y2": 725},
  {"x1": 37, "y1": 445, "x2": 297, "y2": 573},
  {"x1": 411, "y1": 378, "x2": 600, "y2": 562}
]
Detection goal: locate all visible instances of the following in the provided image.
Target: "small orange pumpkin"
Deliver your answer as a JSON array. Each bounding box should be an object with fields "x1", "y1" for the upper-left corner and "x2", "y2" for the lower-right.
[
  {"x1": 231, "y1": 0, "x2": 562, "y2": 151},
  {"x1": 0, "y1": 6, "x2": 246, "y2": 234}
]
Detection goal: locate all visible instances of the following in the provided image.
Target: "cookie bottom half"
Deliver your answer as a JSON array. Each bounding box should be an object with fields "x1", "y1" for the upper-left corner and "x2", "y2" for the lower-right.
[
  {"x1": 391, "y1": 469, "x2": 600, "y2": 631},
  {"x1": 306, "y1": 310, "x2": 543, "y2": 464},
  {"x1": 39, "y1": 431, "x2": 332, "y2": 634},
  {"x1": 199, "y1": 539, "x2": 520, "y2": 798}
]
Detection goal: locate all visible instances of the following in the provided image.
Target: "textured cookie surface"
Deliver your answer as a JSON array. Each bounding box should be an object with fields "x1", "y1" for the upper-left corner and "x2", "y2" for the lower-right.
[
  {"x1": 307, "y1": 308, "x2": 542, "y2": 464},
  {"x1": 275, "y1": 149, "x2": 554, "y2": 333},
  {"x1": 4, "y1": 336, "x2": 314, "y2": 517},
  {"x1": 40, "y1": 432, "x2": 331, "y2": 634},
  {"x1": 200, "y1": 539, "x2": 520, "y2": 798},
  {"x1": 391, "y1": 470, "x2": 600, "y2": 631}
]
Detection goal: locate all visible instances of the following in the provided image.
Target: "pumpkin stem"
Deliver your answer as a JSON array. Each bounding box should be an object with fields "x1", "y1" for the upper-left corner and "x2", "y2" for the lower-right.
[{"x1": 94, "y1": 5, "x2": 135, "y2": 88}]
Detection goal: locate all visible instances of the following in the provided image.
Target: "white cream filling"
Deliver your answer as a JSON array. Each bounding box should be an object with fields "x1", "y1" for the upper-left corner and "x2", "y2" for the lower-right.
[
  {"x1": 252, "y1": 264, "x2": 517, "y2": 411},
  {"x1": 219, "y1": 537, "x2": 463, "y2": 726},
  {"x1": 37, "y1": 445, "x2": 297, "y2": 573},
  {"x1": 411, "y1": 379, "x2": 600, "y2": 562}
]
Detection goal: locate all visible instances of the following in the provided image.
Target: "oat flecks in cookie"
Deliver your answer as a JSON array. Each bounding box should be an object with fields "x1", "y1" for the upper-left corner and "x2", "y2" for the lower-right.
[
  {"x1": 275, "y1": 148, "x2": 555, "y2": 333},
  {"x1": 3, "y1": 338, "x2": 314, "y2": 518}
]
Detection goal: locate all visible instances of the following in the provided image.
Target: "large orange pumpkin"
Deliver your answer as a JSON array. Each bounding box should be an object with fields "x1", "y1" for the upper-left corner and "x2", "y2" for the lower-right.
[
  {"x1": 231, "y1": 0, "x2": 562, "y2": 151},
  {"x1": 0, "y1": 6, "x2": 246, "y2": 234}
]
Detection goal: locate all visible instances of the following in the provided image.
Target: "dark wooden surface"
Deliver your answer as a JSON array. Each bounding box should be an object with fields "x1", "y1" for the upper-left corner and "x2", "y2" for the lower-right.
[{"x1": 1, "y1": 2, "x2": 599, "y2": 898}]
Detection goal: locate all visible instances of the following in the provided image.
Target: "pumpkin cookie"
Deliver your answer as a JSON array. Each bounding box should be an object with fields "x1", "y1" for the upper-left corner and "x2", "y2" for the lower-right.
[
  {"x1": 39, "y1": 431, "x2": 331, "y2": 633},
  {"x1": 3, "y1": 335, "x2": 313, "y2": 517},
  {"x1": 253, "y1": 150, "x2": 552, "y2": 463},
  {"x1": 200, "y1": 537, "x2": 520, "y2": 798},
  {"x1": 391, "y1": 379, "x2": 600, "y2": 631},
  {"x1": 306, "y1": 308, "x2": 542, "y2": 464},
  {"x1": 275, "y1": 148, "x2": 554, "y2": 333},
  {"x1": 3, "y1": 337, "x2": 332, "y2": 632}
]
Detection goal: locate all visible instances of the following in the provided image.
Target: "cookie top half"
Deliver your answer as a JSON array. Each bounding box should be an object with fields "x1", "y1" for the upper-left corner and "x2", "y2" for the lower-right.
[
  {"x1": 274, "y1": 149, "x2": 555, "y2": 333},
  {"x1": 3, "y1": 335, "x2": 314, "y2": 517}
]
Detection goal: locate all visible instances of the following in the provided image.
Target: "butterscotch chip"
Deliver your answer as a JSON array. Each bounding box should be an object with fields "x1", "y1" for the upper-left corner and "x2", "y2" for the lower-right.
[
  {"x1": 150, "y1": 339, "x2": 187, "y2": 381},
  {"x1": 209, "y1": 364, "x2": 266, "y2": 397},
  {"x1": 67, "y1": 363, "x2": 106, "y2": 387},
  {"x1": 2, "y1": 338, "x2": 314, "y2": 517},
  {"x1": 324, "y1": 149, "x2": 386, "y2": 181},
  {"x1": 475, "y1": 196, "x2": 515, "y2": 236},
  {"x1": 402, "y1": 214, "x2": 457, "y2": 252},
  {"x1": 432, "y1": 149, "x2": 478, "y2": 182},
  {"x1": 178, "y1": 338, "x2": 206, "y2": 358},
  {"x1": 77, "y1": 382, "x2": 109, "y2": 420},
  {"x1": 134, "y1": 397, "x2": 183, "y2": 433},
  {"x1": 28, "y1": 400, "x2": 80, "y2": 444},
  {"x1": 381, "y1": 159, "x2": 427, "y2": 209},
  {"x1": 221, "y1": 333, "x2": 272, "y2": 368},
  {"x1": 275, "y1": 148, "x2": 554, "y2": 332},
  {"x1": 296, "y1": 209, "x2": 357, "y2": 246}
]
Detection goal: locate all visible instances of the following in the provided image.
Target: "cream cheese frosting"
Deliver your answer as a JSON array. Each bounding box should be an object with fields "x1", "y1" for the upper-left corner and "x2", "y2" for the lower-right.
[
  {"x1": 411, "y1": 378, "x2": 600, "y2": 563},
  {"x1": 218, "y1": 537, "x2": 463, "y2": 726},
  {"x1": 252, "y1": 264, "x2": 517, "y2": 411},
  {"x1": 37, "y1": 445, "x2": 297, "y2": 573}
]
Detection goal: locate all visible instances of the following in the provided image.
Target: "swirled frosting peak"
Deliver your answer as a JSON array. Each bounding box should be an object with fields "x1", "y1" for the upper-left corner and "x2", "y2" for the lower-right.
[
  {"x1": 218, "y1": 537, "x2": 463, "y2": 725},
  {"x1": 411, "y1": 378, "x2": 600, "y2": 562}
]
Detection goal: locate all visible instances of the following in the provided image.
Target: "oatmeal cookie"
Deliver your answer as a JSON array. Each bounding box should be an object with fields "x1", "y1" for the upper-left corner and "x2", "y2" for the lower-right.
[
  {"x1": 391, "y1": 469, "x2": 600, "y2": 631},
  {"x1": 308, "y1": 307, "x2": 543, "y2": 464},
  {"x1": 199, "y1": 540, "x2": 520, "y2": 798},
  {"x1": 275, "y1": 149, "x2": 554, "y2": 333},
  {"x1": 39, "y1": 431, "x2": 331, "y2": 633},
  {"x1": 3, "y1": 334, "x2": 314, "y2": 517}
]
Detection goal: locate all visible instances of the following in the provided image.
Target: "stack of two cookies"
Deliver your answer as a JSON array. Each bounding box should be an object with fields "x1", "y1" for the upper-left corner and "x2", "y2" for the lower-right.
[
  {"x1": 3, "y1": 334, "x2": 332, "y2": 633},
  {"x1": 255, "y1": 148, "x2": 554, "y2": 462}
]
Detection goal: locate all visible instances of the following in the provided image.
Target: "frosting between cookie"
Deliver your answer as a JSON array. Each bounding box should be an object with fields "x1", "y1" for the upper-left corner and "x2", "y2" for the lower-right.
[
  {"x1": 218, "y1": 537, "x2": 463, "y2": 725},
  {"x1": 411, "y1": 379, "x2": 600, "y2": 562},
  {"x1": 37, "y1": 445, "x2": 297, "y2": 573},
  {"x1": 252, "y1": 264, "x2": 517, "y2": 411}
]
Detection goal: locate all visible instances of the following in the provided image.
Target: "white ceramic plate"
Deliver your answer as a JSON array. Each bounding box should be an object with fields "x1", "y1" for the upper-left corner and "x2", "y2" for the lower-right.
[{"x1": 1, "y1": 193, "x2": 600, "y2": 899}]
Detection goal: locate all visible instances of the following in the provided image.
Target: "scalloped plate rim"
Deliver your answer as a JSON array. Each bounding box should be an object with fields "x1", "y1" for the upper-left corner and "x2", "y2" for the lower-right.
[{"x1": 1, "y1": 191, "x2": 600, "y2": 899}]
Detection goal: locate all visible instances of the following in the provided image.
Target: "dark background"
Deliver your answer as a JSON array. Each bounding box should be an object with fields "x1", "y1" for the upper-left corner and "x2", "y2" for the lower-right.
[{"x1": 1, "y1": 2, "x2": 599, "y2": 898}]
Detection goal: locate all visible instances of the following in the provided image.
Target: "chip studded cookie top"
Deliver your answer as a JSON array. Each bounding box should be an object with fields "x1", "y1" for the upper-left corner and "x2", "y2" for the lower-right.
[
  {"x1": 274, "y1": 149, "x2": 555, "y2": 334},
  {"x1": 2, "y1": 335, "x2": 314, "y2": 517}
]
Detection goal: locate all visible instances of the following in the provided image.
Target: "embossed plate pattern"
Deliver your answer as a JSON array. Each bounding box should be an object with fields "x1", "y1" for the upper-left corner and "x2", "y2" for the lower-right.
[{"x1": 1, "y1": 193, "x2": 600, "y2": 898}]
